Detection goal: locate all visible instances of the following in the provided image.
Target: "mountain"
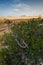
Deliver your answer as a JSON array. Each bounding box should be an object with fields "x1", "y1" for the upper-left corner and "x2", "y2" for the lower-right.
[{"x1": 0, "y1": 16, "x2": 43, "y2": 20}]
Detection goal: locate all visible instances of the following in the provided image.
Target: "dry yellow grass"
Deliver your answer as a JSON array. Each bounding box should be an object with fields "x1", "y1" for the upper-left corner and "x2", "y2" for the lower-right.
[{"x1": 0, "y1": 16, "x2": 43, "y2": 35}]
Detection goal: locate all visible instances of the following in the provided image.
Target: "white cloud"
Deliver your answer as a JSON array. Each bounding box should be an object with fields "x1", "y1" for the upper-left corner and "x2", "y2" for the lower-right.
[
  {"x1": 15, "y1": 3, "x2": 31, "y2": 10},
  {"x1": 12, "y1": 3, "x2": 31, "y2": 11},
  {"x1": 0, "y1": 1, "x2": 43, "y2": 16},
  {"x1": 10, "y1": 2, "x2": 43, "y2": 16},
  {"x1": 4, "y1": 3, "x2": 35, "y2": 16},
  {"x1": 7, "y1": 3, "x2": 32, "y2": 16}
]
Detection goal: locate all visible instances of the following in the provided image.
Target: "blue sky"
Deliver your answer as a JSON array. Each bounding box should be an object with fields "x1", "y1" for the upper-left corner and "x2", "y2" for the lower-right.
[{"x1": 0, "y1": 0, "x2": 43, "y2": 16}]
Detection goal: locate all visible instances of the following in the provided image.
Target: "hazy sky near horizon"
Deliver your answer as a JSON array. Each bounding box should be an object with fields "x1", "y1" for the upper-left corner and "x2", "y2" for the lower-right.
[{"x1": 0, "y1": 0, "x2": 43, "y2": 16}]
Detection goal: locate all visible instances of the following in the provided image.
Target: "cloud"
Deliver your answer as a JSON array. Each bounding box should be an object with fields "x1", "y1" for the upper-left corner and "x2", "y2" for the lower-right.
[
  {"x1": 0, "y1": 0, "x2": 43, "y2": 16},
  {"x1": 8, "y1": 3, "x2": 33, "y2": 16},
  {"x1": 6, "y1": 3, "x2": 37, "y2": 16},
  {"x1": 10, "y1": 0, "x2": 43, "y2": 16},
  {"x1": 15, "y1": 3, "x2": 31, "y2": 10},
  {"x1": 12, "y1": 3, "x2": 32, "y2": 11}
]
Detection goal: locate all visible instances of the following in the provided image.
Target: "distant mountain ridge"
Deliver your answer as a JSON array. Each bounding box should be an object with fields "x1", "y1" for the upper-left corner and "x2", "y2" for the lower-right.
[{"x1": 0, "y1": 15, "x2": 43, "y2": 20}]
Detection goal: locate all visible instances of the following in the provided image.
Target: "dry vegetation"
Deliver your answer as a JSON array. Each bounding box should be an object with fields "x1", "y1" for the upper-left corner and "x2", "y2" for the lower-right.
[
  {"x1": 0, "y1": 16, "x2": 43, "y2": 35},
  {"x1": 0, "y1": 17, "x2": 43, "y2": 65}
]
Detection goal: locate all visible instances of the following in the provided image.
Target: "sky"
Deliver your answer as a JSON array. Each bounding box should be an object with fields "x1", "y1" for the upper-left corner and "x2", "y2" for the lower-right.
[{"x1": 0, "y1": 0, "x2": 43, "y2": 16}]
